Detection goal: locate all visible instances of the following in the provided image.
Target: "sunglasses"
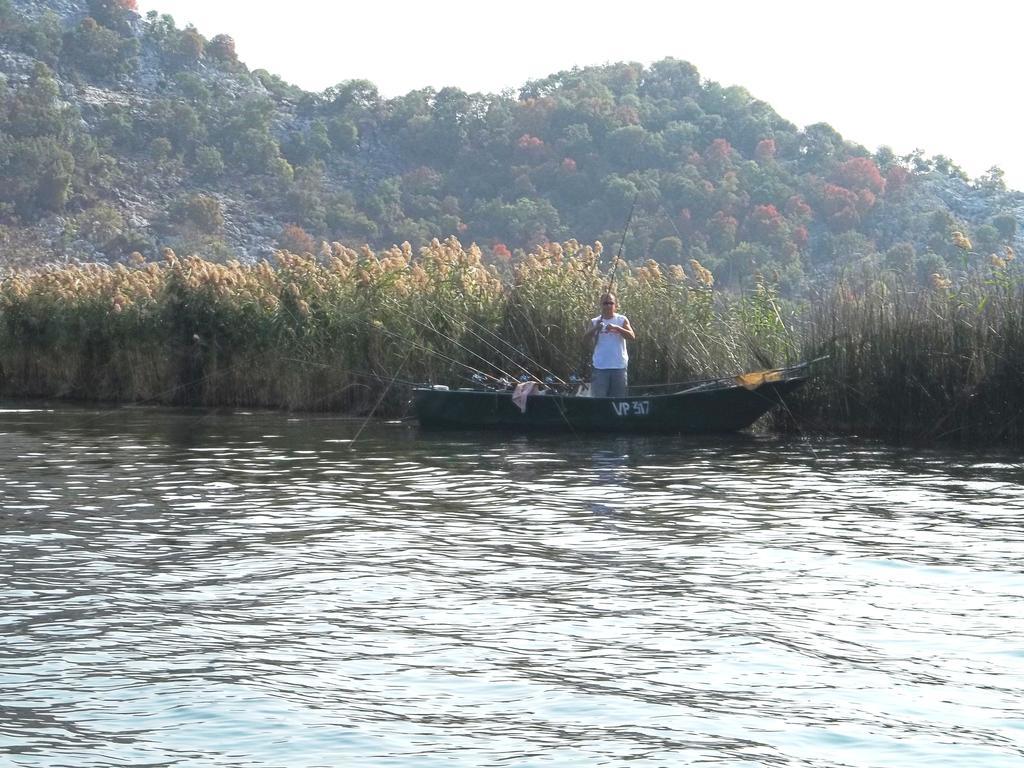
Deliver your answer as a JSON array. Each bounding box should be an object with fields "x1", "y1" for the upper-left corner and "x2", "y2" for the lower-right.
[{"x1": 602, "y1": 301, "x2": 615, "y2": 305}]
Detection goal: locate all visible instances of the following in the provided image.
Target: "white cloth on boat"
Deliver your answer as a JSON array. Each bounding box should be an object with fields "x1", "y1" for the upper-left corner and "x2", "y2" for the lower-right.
[{"x1": 512, "y1": 381, "x2": 539, "y2": 413}]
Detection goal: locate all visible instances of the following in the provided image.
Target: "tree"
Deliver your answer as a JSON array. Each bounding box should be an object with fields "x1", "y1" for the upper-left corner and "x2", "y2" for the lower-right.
[
  {"x1": 992, "y1": 214, "x2": 1017, "y2": 242},
  {"x1": 820, "y1": 184, "x2": 861, "y2": 231},
  {"x1": 2, "y1": 9, "x2": 64, "y2": 65},
  {"x1": 973, "y1": 224, "x2": 1001, "y2": 255},
  {"x1": 278, "y1": 224, "x2": 317, "y2": 254},
  {"x1": 192, "y1": 145, "x2": 225, "y2": 179},
  {"x1": 171, "y1": 24, "x2": 205, "y2": 67},
  {"x1": 327, "y1": 118, "x2": 358, "y2": 151},
  {"x1": 285, "y1": 164, "x2": 328, "y2": 231},
  {"x1": 606, "y1": 125, "x2": 664, "y2": 169},
  {"x1": 653, "y1": 236, "x2": 683, "y2": 262},
  {"x1": 824, "y1": 231, "x2": 877, "y2": 268},
  {"x1": 641, "y1": 58, "x2": 700, "y2": 101},
  {"x1": 784, "y1": 195, "x2": 812, "y2": 222},
  {"x1": 661, "y1": 121, "x2": 700, "y2": 156},
  {"x1": 75, "y1": 202, "x2": 129, "y2": 255},
  {"x1": 472, "y1": 197, "x2": 562, "y2": 247},
  {"x1": 2, "y1": 64, "x2": 70, "y2": 139},
  {"x1": 915, "y1": 251, "x2": 948, "y2": 286},
  {"x1": 164, "y1": 101, "x2": 203, "y2": 149},
  {"x1": 721, "y1": 241, "x2": 771, "y2": 286},
  {"x1": 976, "y1": 166, "x2": 1006, "y2": 192},
  {"x1": 755, "y1": 138, "x2": 776, "y2": 162},
  {"x1": 327, "y1": 203, "x2": 378, "y2": 241},
  {"x1": 143, "y1": 11, "x2": 176, "y2": 44},
  {"x1": 662, "y1": 172, "x2": 712, "y2": 219},
  {"x1": 601, "y1": 174, "x2": 640, "y2": 213},
  {"x1": 708, "y1": 211, "x2": 738, "y2": 252},
  {"x1": 885, "y1": 166, "x2": 911, "y2": 194},
  {"x1": 703, "y1": 137, "x2": 734, "y2": 177},
  {"x1": 149, "y1": 137, "x2": 173, "y2": 165},
  {"x1": 63, "y1": 17, "x2": 139, "y2": 79},
  {"x1": 175, "y1": 193, "x2": 223, "y2": 233},
  {"x1": 884, "y1": 242, "x2": 916, "y2": 273},
  {"x1": 932, "y1": 154, "x2": 966, "y2": 179},
  {"x1": 560, "y1": 122, "x2": 593, "y2": 155},
  {"x1": 87, "y1": 0, "x2": 137, "y2": 34},
  {"x1": 207, "y1": 34, "x2": 237, "y2": 65},
  {"x1": 175, "y1": 72, "x2": 211, "y2": 104},
  {"x1": 0, "y1": 136, "x2": 75, "y2": 217},
  {"x1": 798, "y1": 122, "x2": 844, "y2": 167},
  {"x1": 745, "y1": 204, "x2": 787, "y2": 245},
  {"x1": 324, "y1": 79, "x2": 380, "y2": 115},
  {"x1": 834, "y1": 157, "x2": 885, "y2": 196}
]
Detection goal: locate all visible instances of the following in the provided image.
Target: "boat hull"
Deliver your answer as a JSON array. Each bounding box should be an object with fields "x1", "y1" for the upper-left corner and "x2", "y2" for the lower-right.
[{"x1": 413, "y1": 376, "x2": 806, "y2": 434}]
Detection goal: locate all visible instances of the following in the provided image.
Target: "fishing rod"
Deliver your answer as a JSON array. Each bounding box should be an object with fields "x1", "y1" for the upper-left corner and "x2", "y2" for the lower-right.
[
  {"x1": 281, "y1": 308, "x2": 517, "y2": 390},
  {"x1": 285, "y1": 348, "x2": 510, "y2": 394},
  {"x1": 630, "y1": 357, "x2": 827, "y2": 392},
  {"x1": 456, "y1": 304, "x2": 571, "y2": 387},
  {"x1": 397, "y1": 294, "x2": 552, "y2": 385},
  {"x1": 358, "y1": 320, "x2": 517, "y2": 387},
  {"x1": 279, "y1": 357, "x2": 421, "y2": 387},
  {"x1": 381, "y1": 300, "x2": 526, "y2": 384},
  {"x1": 477, "y1": 196, "x2": 644, "y2": 390},
  {"x1": 280, "y1": 286, "x2": 563, "y2": 393},
  {"x1": 407, "y1": 295, "x2": 581, "y2": 430},
  {"x1": 379, "y1": 287, "x2": 570, "y2": 386},
  {"x1": 426, "y1": 297, "x2": 574, "y2": 388},
  {"x1": 499, "y1": 300, "x2": 584, "y2": 385},
  {"x1": 380, "y1": 295, "x2": 569, "y2": 389},
  {"x1": 350, "y1": 348, "x2": 413, "y2": 448},
  {"x1": 607, "y1": 191, "x2": 639, "y2": 291}
]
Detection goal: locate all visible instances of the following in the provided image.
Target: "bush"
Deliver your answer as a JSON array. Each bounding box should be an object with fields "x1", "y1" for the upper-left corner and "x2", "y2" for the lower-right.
[
  {"x1": 277, "y1": 224, "x2": 318, "y2": 254},
  {"x1": 175, "y1": 193, "x2": 223, "y2": 233},
  {"x1": 96, "y1": 104, "x2": 135, "y2": 147},
  {"x1": 2, "y1": 10, "x2": 63, "y2": 65},
  {"x1": 174, "y1": 25, "x2": 205, "y2": 66},
  {"x1": 62, "y1": 17, "x2": 139, "y2": 80},
  {"x1": 87, "y1": 0, "x2": 138, "y2": 33},
  {"x1": 74, "y1": 202, "x2": 128, "y2": 254},
  {"x1": 207, "y1": 34, "x2": 238, "y2": 66},
  {"x1": 0, "y1": 136, "x2": 76, "y2": 217},
  {"x1": 149, "y1": 136, "x2": 173, "y2": 164},
  {"x1": 192, "y1": 145, "x2": 225, "y2": 179},
  {"x1": 653, "y1": 236, "x2": 683, "y2": 262},
  {"x1": 2, "y1": 64, "x2": 71, "y2": 140}
]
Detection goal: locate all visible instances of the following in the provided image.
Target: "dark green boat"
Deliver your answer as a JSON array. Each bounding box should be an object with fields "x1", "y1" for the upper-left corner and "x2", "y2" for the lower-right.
[{"x1": 413, "y1": 364, "x2": 808, "y2": 433}]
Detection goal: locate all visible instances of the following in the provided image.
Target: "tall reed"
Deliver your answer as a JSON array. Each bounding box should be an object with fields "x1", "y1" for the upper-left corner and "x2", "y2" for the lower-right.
[
  {"x1": 796, "y1": 261, "x2": 1024, "y2": 442},
  {"x1": 2, "y1": 238, "x2": 1021, "y2": 443},
  {"x1": 0, "y1": 239, "x2": 781, "y2": 410}
]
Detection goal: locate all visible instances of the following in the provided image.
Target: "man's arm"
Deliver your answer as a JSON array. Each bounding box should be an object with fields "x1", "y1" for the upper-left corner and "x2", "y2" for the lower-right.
[{"x1": 610, "y1": 318, "x2": 635, "y2": 341}]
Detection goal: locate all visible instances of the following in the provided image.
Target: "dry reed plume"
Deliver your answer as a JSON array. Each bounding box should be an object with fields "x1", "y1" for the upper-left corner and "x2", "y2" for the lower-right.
[{"x1": 2, "y1": 237, "x2": 1021, "y2": 442}]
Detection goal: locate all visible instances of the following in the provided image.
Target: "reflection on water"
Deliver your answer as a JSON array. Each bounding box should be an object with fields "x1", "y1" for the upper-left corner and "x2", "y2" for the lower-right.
[{"x1": 2, "y1": 403, "x2": 1023, "y2": 767}]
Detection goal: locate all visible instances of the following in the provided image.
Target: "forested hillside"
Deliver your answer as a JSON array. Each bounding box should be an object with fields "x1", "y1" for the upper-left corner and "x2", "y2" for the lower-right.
[{"x1": 1, "y1": 0, "x2": 1021, "y2": 292}]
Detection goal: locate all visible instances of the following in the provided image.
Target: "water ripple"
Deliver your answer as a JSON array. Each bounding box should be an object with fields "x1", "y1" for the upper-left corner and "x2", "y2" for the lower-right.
[{"x1": 1, "y1": 406, "x2": 1023, "y2": 766}]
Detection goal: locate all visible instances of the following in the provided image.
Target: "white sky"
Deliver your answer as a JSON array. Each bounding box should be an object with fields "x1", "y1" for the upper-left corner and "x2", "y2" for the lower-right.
[{"x1": 136, "y1": 0, "x2": 1023, "y2": 190}]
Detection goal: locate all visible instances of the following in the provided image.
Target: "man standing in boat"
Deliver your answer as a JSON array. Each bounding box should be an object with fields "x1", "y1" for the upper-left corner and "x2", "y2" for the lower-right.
[{"x1": 583, "y1": 292, "x2": 635, "y2": 397}]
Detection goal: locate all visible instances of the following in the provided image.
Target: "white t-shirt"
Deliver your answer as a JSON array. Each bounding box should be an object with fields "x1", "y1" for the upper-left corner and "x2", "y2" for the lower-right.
[{"x1": 591, "y1": 313, "x2": 629, "y2": 370}]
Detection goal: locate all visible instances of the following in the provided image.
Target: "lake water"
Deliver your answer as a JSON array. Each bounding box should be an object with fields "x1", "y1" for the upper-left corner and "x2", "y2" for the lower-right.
[{"x1": 1, "y1": 404, "x2": 1023, "y2": 767}]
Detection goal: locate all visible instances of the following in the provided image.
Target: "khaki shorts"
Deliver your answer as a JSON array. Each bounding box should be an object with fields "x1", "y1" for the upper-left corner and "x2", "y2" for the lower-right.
[{"x1": 591, "y1": 368, "x2": 627, "y2": 398}]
